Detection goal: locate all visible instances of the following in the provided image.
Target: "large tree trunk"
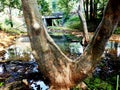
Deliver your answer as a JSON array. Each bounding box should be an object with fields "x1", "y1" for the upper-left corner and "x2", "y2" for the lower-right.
[
  {"x1": 21, "y1": 0, "x2": 120, "y2": 89},
  {"x1": 77, "y1": 0, "x2": 89, "y2": 45}
]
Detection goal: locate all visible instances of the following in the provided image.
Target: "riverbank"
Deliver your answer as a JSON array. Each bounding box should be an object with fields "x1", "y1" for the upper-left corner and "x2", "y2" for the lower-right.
[
  {"x1": 0, "y1": 30, "x2": 119, "y2": 89},
  {"x1": 0, "y1": 31, "x2": 20, "y2": 57},
  {"x1": 0, "y1": 30, "x2": 120, "y2": 56}
]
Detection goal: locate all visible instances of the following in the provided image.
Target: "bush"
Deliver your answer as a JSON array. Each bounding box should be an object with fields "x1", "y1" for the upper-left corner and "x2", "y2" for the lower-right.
[
  {"x1": 0, "y1": 82, "x2": 4, "y2": 87},
  {"x1": 4, "y1": 19, "x2": 12, "y2": 26},
  {"x1": 4, "y1": 28, "x2": 22, "y2": 34},
  {"x1": 64, "y1": 15, "x2": 82, "y2": 30},
  {"x1": 114, "y1": 27, "x2": 120, "y2": 34},
  {"x1": 84, "y1": 77, "x2": 113, "y2": 90},
  {"x1": 0, "y1": 24, "x2": 23, "y2": 35}
]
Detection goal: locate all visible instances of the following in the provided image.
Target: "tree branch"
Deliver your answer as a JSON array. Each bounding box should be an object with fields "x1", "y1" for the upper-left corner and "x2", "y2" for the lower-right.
[{"x1": 73, "y1": 0, "x2": 120, "y2": 82}]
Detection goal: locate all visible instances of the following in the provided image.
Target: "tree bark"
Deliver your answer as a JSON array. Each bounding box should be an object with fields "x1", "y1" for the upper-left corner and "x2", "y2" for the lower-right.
[
  {"x1": 21, "y1": 0, "x2": 120, "y2": 89},
  {"x1": 85, "y1": 0, "x2": 89, "y2": 21},
  {"x1": 77, "y1": 0, "x2": 89, "y2": 45}
]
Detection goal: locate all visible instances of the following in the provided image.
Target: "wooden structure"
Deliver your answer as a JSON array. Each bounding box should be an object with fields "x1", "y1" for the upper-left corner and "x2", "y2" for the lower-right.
[{"x1": 42, "y1": 15, "x2": 63, "y2": 26}]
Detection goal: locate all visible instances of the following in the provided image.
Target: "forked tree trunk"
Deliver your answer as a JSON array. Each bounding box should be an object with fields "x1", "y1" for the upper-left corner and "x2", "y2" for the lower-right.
[{"x1": 21, "y1": 0, "x2": 120, "y2": 89}]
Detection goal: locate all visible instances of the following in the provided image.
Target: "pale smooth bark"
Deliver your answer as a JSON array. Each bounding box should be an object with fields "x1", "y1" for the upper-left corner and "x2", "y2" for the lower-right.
[
  {"x1": 21, "y1": 0, "x2": 120, "y2": 89},
  {"x1": 77, "y1": 0, "x2": 89, "y2": 44}
]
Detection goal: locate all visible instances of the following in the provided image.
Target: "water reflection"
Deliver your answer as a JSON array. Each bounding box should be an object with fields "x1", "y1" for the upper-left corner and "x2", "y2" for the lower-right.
[
  {"x1": 105, "y1": 41, "x2": 120, "y2": 57},
  {"x1": 30, "y1": 80, "x2": 49, "y2": 90},
  {"x1": 0, "y1": 65, "x2": 4, "y2": 74},
  {"x1": 117, "y1": 43, "x2": 120, "y2": 57},
  {"x1": 0, "y1": 46, "x2": 49, "y2": 89}
]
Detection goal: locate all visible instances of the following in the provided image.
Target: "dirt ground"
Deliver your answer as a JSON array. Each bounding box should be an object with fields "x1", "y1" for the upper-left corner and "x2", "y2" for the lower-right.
[{"x1": 0, "y1": 31, "x2": 19, "y2": 56}]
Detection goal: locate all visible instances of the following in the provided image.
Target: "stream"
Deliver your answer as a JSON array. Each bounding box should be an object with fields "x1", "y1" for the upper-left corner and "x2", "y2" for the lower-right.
[
  {"x1": 0, "y1": 35, "x2": 120, "y2": 90},
  {"x1": 0, "y1": 36, "x2": 49, "y2": 90}
]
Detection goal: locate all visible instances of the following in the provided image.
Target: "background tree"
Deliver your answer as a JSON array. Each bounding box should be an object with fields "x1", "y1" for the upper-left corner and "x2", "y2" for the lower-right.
[
  {"x1": 37, "y1": 0, "x2": 51, "y2": 15},
  {"x1": 81, "y1": 0, "x2": 108, "y2": 31},
  {"x1": 0, "y1": 0, "x2": 21, "y2": 27},
  {"x1": 0, "y1": 0, "x2": 5, "y2": 12},
  {"x1": 84, "y1": 0, "x2": 89, "y2": 21},
  {"x1": 77, "y1": 0, "x2": 89, "y2": 45},
  {"x1": 84, "y1": 0, "x2": 108, "y2": 21},
  {"x1": 21, "y1": 0, "x2": 120, "y2": 89},
  {"x1": 57, "y1": 0, "x2": 78, "y2": 22}
]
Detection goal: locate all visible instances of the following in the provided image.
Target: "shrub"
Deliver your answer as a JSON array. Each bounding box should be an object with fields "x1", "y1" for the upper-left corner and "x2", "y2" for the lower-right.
[
  {"x1": 114, "y1": 27, "x2": 120, "y2": 34},
  {"x1": 4, "y1": 19, "x2": 12, "y2": 26},
  {"x1": 64, "y1": 15, "x2": 82, "y2": 30},
  {"x1": 84, "y1": 77, "x2": 113, "y2": 90}
]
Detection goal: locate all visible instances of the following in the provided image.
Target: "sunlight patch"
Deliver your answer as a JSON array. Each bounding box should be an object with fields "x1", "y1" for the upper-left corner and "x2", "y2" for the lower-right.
[{"x1": 33, "y1": 22, "x2": 40, "y2": 29}]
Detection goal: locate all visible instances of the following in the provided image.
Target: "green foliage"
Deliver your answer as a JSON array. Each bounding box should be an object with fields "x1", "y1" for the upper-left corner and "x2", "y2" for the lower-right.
[
  {"x1": 57, "y1": 0, "x2": 71, "y2": 12},
  {"x1": 72, "y1": 87, "x2": 82, "y2": 90},
  {"x1": 4, "y1": 28, "x2": 22, "y2": 34},
  {"x1": 64, "y1": 15, "x2": 82, "y2": 30},
  {"x1": 8, "y1": 0, "x2": 21, "y2": 9},
  {"x1": 96, "y1": 0, "x2": 108, "y2": 19},
  {"x1": 0, "y1": 82, "x2": 4, "y2": 87},
  {"x1": 114, "y1": 27, "x2": 120, "y2": 34},
  {"x1": 98, "y1": 0, "x2": 108, "y2": 5},
  {"x1": 84, "y1": 77, "x2": 113, "y2": 90},
  {"x1": 51, "y1": 0, "x2": 57, "y2": 12},
  {"x1": 0, "y1": 0, "x2": 21, "y2": 11},
  {"x1": 4, "y1": 19, "x2": 12, "y2": 26},
  {"x1": 37, "y1": 0, "x2": 51, "y2": 15},
  {"x1": 0, "y1": 23, "x2": 23, "y2": 35},
  {"x1": 4, "y1": 18, "x2": 13, "y2": 27},
  {"x1": 65, "y1": 34, "x2": 82, "y2": 41},
  {"x1": 57, "y1": 0, "x2": 78, "y2": 20},
  {"x1": 0, "y1": 1, "x2": 4, "y2": 11}
]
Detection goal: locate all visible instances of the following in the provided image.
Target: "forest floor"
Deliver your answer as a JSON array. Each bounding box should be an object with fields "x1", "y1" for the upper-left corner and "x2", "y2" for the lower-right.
[{"x1": 0, "y1": 31, "x2": 20, "y2": 57}]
